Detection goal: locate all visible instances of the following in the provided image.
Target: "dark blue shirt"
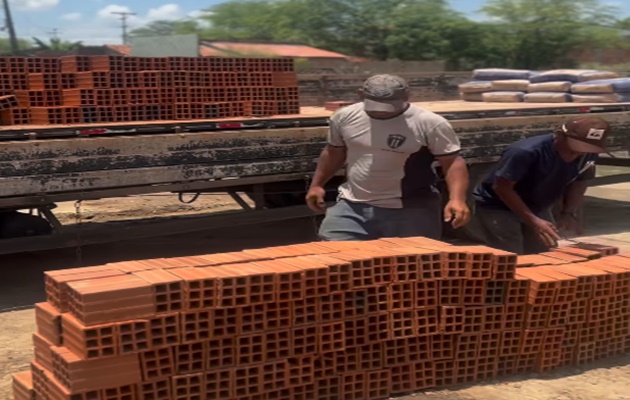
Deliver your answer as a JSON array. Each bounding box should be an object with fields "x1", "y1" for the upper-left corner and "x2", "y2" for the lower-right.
[{"x1": 473, "y1": 134, "x2": 597, "y2": 213}]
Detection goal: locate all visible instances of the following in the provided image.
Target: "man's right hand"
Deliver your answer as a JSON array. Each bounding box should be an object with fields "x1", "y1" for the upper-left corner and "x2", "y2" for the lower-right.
[
  {"x1": 306, "y1": 186, "x2": 327, "y2": 213},
  {"x1": 530, "y1": 217, "x2": 561, "y2": 248}
]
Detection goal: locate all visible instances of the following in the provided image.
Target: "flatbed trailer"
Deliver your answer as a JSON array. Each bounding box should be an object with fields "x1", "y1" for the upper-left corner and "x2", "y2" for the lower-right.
[{"x1": 1, "y1": 100, "x2": 630, "y2": 255}]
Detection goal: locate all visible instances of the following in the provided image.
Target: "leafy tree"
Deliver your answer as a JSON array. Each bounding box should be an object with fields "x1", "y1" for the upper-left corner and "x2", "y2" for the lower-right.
[
  {"x1": 480, "y1": 0, "x2": 622, "y2": 69},
  {"x1": 199, "y1": 0, "x2": 291, "y2": 40},
  {"x1": 130, "y1": 19, "x2": 203, "y2": 38},
  {"x1": 32, "y1": 37, "x2": 83, "y2": 51},
  {"x1": 0, "y1": 38, "x2": 33, "y2": 54}
]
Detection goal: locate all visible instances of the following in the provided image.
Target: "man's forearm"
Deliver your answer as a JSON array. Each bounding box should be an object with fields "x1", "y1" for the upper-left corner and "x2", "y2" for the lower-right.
[
  {"x1": 563, "y1": 181, "x2": 589, "y2": 213},
  {"x1": 443, "y1": 156, "x2": 469, "y2": 201},
  {"x1": 310, "y1": 146, "x2": 346, "y2": 188}
]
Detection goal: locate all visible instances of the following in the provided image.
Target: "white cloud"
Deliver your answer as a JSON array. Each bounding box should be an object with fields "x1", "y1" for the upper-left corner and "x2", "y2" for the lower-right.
[
  {"x1": 60, "y1": 12, "x2": 82, "y2": 21},
  {"x1": 147, "y1": 4, "x2": 182, "y2": 21},
  {"x1": 52, "y1": 3, "x2": 189, "y2": 45},
  {"x1": 11, "y1": 0, "x2": 59, "y2": 11}
]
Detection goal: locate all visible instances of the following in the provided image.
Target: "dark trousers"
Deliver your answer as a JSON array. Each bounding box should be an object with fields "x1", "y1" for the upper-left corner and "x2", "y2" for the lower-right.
[
  {"x1": 473, "y1": 203, "x2": 553, "y2": 255},
  {"x1": 318, "y1": 196, "x2": 443, "y2": 241}
]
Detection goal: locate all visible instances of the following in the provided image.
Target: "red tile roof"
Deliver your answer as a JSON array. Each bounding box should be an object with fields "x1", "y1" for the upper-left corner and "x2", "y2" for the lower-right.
[
  {"x1": 199, "y1": 41, "x2": 348, "y2": 59},
  {"x1": 105, "y1": 41, "x2": 348, "y2": 59}
]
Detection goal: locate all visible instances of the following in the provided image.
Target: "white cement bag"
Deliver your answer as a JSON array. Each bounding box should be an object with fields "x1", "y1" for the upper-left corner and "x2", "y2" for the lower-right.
[
  {"x1": 460, "y1": 92, "x2": 484, "y2": 102},
  {"x1": 571, "y1": 93, "x2": 630, "y2": 103},
  {"x1": 527, "y1": 81, "x2": 572, "y2": 93},
  {"x1": 491, "y1": 80, "x2": 530, "y2": 91},
  {"x1": 524, "y1": 92, "x2": 573, "y2": 103},
  {"x1": 459, "y1": 81, "x2": 493, "y2": 93},
  {"x1": 529, "y1": 69, "x2": 619, "y2": 83},
  {"x1": 482, "y1": 91, "x2": 525, "y2": 103},
  {"x1": 571, "y1": 78, "x2": 630, "y2": 94}
]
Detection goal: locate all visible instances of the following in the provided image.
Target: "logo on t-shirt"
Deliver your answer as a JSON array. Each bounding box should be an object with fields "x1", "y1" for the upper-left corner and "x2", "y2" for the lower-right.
[{"x1": 387, "y1": 134, "x2": 406, "y2": 149}]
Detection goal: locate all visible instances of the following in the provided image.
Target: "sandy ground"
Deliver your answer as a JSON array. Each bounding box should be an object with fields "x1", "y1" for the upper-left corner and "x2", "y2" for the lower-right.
[{"x1": 2, "y1": 171, "x2": 630, "y2": 399}]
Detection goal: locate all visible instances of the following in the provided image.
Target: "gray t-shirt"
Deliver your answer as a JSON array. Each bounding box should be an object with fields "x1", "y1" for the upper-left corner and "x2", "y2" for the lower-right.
[{"x1": 328, "y1": 103, "x2": 461, "y2": 208}]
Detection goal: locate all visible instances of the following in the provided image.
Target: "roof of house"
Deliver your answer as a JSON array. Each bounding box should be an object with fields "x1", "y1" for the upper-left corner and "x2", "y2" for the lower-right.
[
  {"x1": 199, "y1": 40, "x2": 348, "y2": 59},
  {"x1": 104, "y1": 40, "x2": 348, "y2": 59}
]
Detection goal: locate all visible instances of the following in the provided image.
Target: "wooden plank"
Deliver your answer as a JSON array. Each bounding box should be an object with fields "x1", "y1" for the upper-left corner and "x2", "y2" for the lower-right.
[
  {"x1": 0, "y1": 127, "x2": 328, "y2": 162},
  {"x1": 0, "y1": 158, "x2": 316, "y2": 197},
  {"x1": 0, "y1": 142, "x2": 324, "y2": 177},
  {"x1": 0, "y1": 101, "x2": 627, "y2": 135}
]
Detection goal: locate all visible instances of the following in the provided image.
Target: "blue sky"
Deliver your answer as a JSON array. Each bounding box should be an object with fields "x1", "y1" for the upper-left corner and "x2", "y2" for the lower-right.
[{"x1": 4, "y1": 0, "x2": 630, "y2": 45}]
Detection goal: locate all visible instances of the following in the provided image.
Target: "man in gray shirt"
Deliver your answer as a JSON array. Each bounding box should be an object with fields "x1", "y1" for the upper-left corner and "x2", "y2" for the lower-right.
[{"x1": 306, "y1": 74, "x2": 470, "y2": 241}]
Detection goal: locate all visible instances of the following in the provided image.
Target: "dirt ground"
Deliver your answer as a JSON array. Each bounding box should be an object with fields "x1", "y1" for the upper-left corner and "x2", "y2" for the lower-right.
[{"x1": 3, "y1": 173, "x2": 630, "y2": 399}]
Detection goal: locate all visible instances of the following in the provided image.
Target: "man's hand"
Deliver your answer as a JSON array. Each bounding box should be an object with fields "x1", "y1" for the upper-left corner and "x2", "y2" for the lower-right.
[
  {"x1": 305, "y1": 186, "x2": 327, "y2": 213},
  {"x1": 530, "y1": 217, "x2": 561, "y2": 248},
  {"x1": 557, "y1": 212, "x2": 583, "y2": 235},
  {"x1": 444, "y1": 199, "x2": 470, "y2": 229}
]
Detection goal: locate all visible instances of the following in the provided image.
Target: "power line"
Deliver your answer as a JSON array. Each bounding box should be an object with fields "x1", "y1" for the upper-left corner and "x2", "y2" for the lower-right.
[
  {"x1": 111, "y1": 11, "x2": 136, "y2": 45},
  {"x1": 47, "y1": 28, "x2": 61, "y2": 40}
]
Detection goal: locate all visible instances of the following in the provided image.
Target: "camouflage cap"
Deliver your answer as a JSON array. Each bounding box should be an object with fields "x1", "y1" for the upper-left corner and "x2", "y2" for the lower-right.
[{"x1": 361, "y1": 74, "x2": 409, "y2": 113}]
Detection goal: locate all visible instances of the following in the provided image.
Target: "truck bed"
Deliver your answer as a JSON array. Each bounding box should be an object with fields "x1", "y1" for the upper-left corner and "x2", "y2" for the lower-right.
[
  {"x1": 1, "y1": 100, "x2": 629, "y2": 209},
  {"x1": 2, "y1": 101, "x2": 629, "y2": 141}
]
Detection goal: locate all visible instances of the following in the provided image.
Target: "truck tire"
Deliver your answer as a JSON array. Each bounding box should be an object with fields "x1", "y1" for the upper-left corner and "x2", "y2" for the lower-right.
[{"x1": 0, "y1": 211, "x2": 53, "y2": 239}]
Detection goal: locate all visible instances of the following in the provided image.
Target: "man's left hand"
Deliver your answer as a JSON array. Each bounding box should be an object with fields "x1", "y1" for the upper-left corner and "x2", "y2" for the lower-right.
[
  {"x1": 444, "y1": 199, "x2": 471, "y2": 229},
  {"x1": 557, "y1": 212, "x2": 583, "y2": 235}
]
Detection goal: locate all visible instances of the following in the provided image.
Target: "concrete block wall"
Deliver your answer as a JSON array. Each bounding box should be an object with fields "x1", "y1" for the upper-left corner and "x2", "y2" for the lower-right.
[{"x1": 11, "y1": 237, "x2": 630, "y2": 400}]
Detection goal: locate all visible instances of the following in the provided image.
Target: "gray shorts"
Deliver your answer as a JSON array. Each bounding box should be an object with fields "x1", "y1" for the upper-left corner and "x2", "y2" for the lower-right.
[
  {"x1": 472, "y1": 203, "x2": 553, "y2": 255},
  {"x1": 318, "y1": 196, "x2": 442, "y2": 241}
]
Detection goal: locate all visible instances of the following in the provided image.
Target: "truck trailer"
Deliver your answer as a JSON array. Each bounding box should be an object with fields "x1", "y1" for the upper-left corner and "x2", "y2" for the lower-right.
[{"x1": 1, "y1": 98, "x2": 630, "y2": 255}]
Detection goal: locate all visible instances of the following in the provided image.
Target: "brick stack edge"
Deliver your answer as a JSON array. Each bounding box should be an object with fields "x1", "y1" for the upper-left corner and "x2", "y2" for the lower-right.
[
  {"x1": 0, "y1": 55, "x2": 300, "y2": 126},
  {"x1": 12, "y1": 237, "x2": 630, "y2": 400}
]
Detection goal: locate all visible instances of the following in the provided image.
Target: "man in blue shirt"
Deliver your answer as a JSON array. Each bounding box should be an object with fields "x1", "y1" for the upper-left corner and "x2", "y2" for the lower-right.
[{"x1": 472, "y1": 116, "x2": 610, "y2": 254}]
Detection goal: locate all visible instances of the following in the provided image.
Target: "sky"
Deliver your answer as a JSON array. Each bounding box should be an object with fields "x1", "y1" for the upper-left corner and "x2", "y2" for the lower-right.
[{"x1": 3, "y1": 0, "x2": 630, "y2": 46}]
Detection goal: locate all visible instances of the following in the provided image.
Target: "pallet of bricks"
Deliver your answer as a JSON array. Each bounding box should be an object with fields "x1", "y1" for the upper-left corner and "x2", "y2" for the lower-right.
[
  {"x1": 0, "y1": 55, "x2": 300, "y2": 126},
  {"x1": 12, "y1": 236, "x2": 630, "y2": 400}
]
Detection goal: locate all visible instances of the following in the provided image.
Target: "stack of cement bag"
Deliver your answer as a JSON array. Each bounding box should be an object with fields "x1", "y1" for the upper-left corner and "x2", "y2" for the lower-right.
[
  {"x1": 459, "y1": 68, "x2": 624, "y2": 103},
  {"x1": 459, "y1": 69, "x2": 532, "y2": 102},
  {"x1": 525, "y1": 70, "x2": 619, "y2": 103},
  {"x1": 571, "y1": 78, "x2": 630, "y2": 103}
]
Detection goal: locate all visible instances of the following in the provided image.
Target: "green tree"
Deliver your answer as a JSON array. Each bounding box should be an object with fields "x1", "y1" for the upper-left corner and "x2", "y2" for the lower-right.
[
  {"x1": 480, "y1": 0, "x2": 622, "y2": 69},
  {"x1": 130, "y1": 19, "x2": 203, "y2": 38},
  {"x1": 32, "y1": 37, "x2": 83, "y2": 51},
  {"x1": 0, "y1": 38, "x2": 32, "y2": 54},
  {"x1": 199, "y1": 0, "x2": 291, "y2": 40}
]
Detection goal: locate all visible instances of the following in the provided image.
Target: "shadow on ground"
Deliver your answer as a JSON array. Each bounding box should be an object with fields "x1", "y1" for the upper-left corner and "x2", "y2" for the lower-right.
[{"x1": 0, "y1": 217, "x2": 321, "y2": 310}]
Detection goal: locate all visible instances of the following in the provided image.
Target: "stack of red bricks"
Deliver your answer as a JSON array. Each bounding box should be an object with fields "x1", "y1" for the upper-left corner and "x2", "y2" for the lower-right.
[
  {"x1": 12, "y1": 237, "x2": 630, "y2": 400},
  {"x1": 0, "y1": 55, "x2": 300, "y2": 126}
]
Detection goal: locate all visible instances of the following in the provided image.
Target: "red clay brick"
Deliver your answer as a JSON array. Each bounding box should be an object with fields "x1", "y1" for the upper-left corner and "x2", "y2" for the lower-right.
[
  {"x1": 61, "y1": 313, "x2": 118, "y2": 359},
  {"x1": 11, "y1": 370, "x2": 34, "y2": 400},
  {"x1": 133, "y1": 269, "x2": 184, "y2": 313},
  {"x1": 32, "y1": 332, "x2": 54, "y2": 372},
  {"x1": 35, "y1": 302, "x2": 62, "y2": 346},
  {"x1": 51, "y1": 346, "x2": 141, "y2": 392}
]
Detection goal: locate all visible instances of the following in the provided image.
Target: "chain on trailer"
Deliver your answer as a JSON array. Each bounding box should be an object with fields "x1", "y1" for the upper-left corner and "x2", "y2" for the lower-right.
[{"x1": 74, "y1": 200, "x2": 83, "y2": 265}]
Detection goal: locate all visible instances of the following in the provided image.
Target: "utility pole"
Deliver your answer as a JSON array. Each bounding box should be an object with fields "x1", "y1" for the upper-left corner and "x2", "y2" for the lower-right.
[
  {"x1": 47, "y1": 28, "x2": 61, "y2": 40},
  {"x1": 2, "y1": 0, "x2": 19, "y2": 55},
  {"x1": 111, "y1": 11, "x2": 136, "y2": 45}
]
